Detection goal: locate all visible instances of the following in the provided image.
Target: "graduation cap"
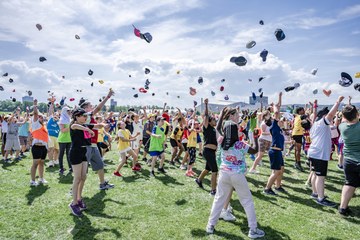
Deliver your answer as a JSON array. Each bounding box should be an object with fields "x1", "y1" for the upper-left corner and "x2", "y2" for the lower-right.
[
  {"x1": 145, "y1": 68, "x2": 150, "y2": 74},
  {"x1": 246, "y1": 40, "x2": 256, "y2": 49},
  {"x1": 252, "y1": 92, "x2": 256, "y2": 101},
  {"x1": 9, "y1": 78, "x2": 14, "y2": 83},
  {"x1": 198, "y1": 77, "x2": 203, "y2": 85},
  {"x1": 311, "y1": 68, "x2": 318, "y2": 75},
  {"x1": 323, "y1": 89, "x2": 332, "y2": 97},
  {"x1": 313, "y1": 89, "x2": 318, "y2": 94},
  {"x1": 259, "y1": 77, "x2": 265, "y2": 82},
  {"x1": 91, "y1": 82, "x2": 94, "y2": 87},
  {"x1": 220, "y1": 86, "x2": 224, "y2": 91},
  {"x1": 355, "y1": 72, "x2": 360, "y2": 78},
  {"x1": 275, "y1": 28, "x2": 286, "y2": 41},
  {"x1": 285, "y1": 86, "x2": 295, "y2": 92},
  {"x1": 221, "y1": 79, "x2": 225, "y2": 83},
  {"x1": 258, "y1": 88, "x2": 262, "y2": 93},
  {"x1": 354, "y1": 83, "x2": 360, "y2": 91},
  {"x1": 75, "y1": 35, "x2": 80, "y2": 39},
  {"x1": 294, "y1": 83, "x2": 300, "y2": 88},
  {"x1": 259, "y1": 20, "x2": 264, "y2": 25},
  {"x1": 339, "y1": 72, "x2": 353, "y2": 87},
  {"x1": 39, "y1": 56, "x2": 47, "y2": 62},
  {"x1": 189, "y1": 87, "x2": 197, "y2": 96},
  {"x1": 36, "y1": 23, "x2": 42, "y2": 31},
  {"x1": 230, "y1": 56, "x2": 247, "y2": 66},
  {"x1": 2, "y1": 73, "x2": 8, "y2": 77},
  {"x1": 224, "y1": 95, "x2": 229, "y2": 100},
  {"x1": 133, "y1": 94, "x2": 139, "y2": 98},
  {"x1": 88, "y1": 69, "x2": 93, "y2": 76},
  {"x1": 211, "y1": 90, "x2": 215, "y2": 96},
  {"x1": 260, "y1": 49, "x2": 268, "y2": 62},
  {"x1": 0, "y1": 86, "x2": 4, "y2": 91}
]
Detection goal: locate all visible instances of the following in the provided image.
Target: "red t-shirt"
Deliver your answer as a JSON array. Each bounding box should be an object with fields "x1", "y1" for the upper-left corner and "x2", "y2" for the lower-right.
[
  {"x1": 90, "y1": 117, "x2": 99, "y2": 144},
  {"x1": 162, "y1": 113, "x2": 170, "y2": 123}
]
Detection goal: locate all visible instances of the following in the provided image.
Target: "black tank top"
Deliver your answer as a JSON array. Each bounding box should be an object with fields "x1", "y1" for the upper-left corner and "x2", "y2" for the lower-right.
[{"x1": 202, "y1": 125, "x2": 217, "y2": 146}]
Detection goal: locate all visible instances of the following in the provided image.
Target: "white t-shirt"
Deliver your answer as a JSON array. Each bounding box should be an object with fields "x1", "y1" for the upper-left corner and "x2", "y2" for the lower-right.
[
  {"x1": 307, "y1": 118, "x2": 331, "y2": 161},
  {"x1": 132, "y1": 121, "x2": 143, "y2": 141},
  {"x1": 330, "y1": 126, "x2": 339, "y2": 139},
  {"x1": 259, "y1": 122, "x2": 272, "y2": 142},
  {"x1": 1, "y1": 120, "x2": 8, "y2": 133}
]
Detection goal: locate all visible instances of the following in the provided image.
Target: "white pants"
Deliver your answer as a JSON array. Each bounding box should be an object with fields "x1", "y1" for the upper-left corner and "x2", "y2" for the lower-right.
[{"x1": 207, "y1": 170, "x2": 257, "y2": 229}]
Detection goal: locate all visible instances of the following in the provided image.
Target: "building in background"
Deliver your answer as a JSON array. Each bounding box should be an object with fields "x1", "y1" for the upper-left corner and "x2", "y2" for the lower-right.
[
  {"x1": 110, "y1": 99, "x2": 117, "y2": 111},
  {"x1": 22, "y1": 96, "x2": 33, "y2": 103},
  {"x1": 249, "y1": 96, "x2": 268, "y2": 105}
]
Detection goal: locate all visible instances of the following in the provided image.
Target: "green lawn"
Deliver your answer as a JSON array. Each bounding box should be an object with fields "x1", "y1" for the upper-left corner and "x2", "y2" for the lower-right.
[{"x1": 0, "y1": 144, "x2": 359, "y2": 240}]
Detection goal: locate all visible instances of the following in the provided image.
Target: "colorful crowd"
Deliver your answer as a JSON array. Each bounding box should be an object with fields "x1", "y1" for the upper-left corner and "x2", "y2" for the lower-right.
[{"x1": 1, "y1": 90, "x2": 359, "y2": 239}]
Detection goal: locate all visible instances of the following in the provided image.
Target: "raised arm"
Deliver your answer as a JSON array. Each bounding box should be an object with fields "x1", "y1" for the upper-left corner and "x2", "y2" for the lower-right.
[
  {"x1": 203, "y1": 98, "x2": 209, "y2": 129},
  {"x1": 162, "y1": 102, "x2": 167, "y2": 114},
  {"x1": 274, "y1": 92, "x2": 282, "y2": 120},
  {"x1": 33, "y1": 99, "x2": 39, "y2": 122},
  {"x1": 93, "y1": 89, "x2": 114, "y2": 115},
  {"x1": 326, "y1": 96, "x2": 344, "y2": 123}
]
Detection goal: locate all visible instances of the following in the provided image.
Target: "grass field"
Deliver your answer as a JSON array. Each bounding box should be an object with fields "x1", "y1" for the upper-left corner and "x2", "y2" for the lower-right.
[{"x1": 0, "y1": 143, "x2": 359, "y2": 240}]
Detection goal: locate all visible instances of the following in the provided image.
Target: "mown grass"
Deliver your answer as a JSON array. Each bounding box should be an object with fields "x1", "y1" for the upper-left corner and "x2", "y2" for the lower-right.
[{"x1": 0, "y1": 143, "x2": 359, "y2": 240}]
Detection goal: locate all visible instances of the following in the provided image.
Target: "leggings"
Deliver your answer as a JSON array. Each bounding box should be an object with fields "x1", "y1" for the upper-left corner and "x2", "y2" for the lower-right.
[
  {"x1": 58, "y1": 142, "x2": 72, "y2": 170},
  {"x1": 188, "y1": 147, "x2": 196, "y2": 165}
]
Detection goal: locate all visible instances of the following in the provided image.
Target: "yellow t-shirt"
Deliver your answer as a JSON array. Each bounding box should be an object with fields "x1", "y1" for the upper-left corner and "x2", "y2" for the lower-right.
[
  {"x1": 117, "y1": 129, "x2": 131, "y2": 151},
  {"x1": 292, "y1": 115, "x2": 304, "y2": 136},
  {"x1": 97, "y1": 128, "x2": 104, "y2": 143},
  {"x1": 187, "y1": 131, "x2": 197, "y2": 148},
  {"x1": 170, "y1": 125, "x2": 184, "y2": 141}
]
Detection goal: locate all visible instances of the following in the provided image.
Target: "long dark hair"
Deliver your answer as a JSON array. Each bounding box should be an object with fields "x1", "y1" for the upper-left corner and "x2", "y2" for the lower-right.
[{"x1": 216, "y1": 107, "x2": 239, "y2": 150}]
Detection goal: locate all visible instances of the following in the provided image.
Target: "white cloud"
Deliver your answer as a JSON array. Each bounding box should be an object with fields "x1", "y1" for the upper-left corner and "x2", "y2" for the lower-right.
[{"x1": 326, "y1": 48, "x2": 360, "y2": 57}]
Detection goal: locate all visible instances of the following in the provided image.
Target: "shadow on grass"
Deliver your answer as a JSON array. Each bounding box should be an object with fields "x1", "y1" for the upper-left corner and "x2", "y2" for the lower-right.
[
  {"x1": 26, "y1": 185, "x2": 49, "y2": 205},
  {"x1": 84, "y1": 191, "x2": 127, "y2": 219},
  {"x1": 175, "y1": 199, "x2": 187, "y2": 206},
  {"x1": 122, "y1": 169, "x2": 150, "y2": 183},
  {"x1": 70, "y1": 214, "x2": 121, "y2": 240},
  {"x1": 156, "y1": 173, "x2": 184, "y2": 186},
  {"x1": 1, "y1": 160, "x2": 17, "y2": 171},
  {"x1": 58, "y1": 173, "x2": 74, "y2": 184},
  {"x1": 191, "y1": 228, "x2": 245, "y2": 239}
]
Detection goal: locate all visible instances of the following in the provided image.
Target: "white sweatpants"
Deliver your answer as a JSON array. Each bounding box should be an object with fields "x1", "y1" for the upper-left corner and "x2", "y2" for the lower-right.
[{"x1": 207, "y1": 170, "x2": 258, "y2": 230}]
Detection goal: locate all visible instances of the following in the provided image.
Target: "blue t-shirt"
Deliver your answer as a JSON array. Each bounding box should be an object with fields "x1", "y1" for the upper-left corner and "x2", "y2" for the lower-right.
[
  {"x1": 47, "y1": 117, "x2": 60, "y2": 137},
  {"x1": 18, "y1": 122, "x2": 29, "y2": 137},
  {"x1": 270, "y1": 120, "x2": 285, "y2": 150}
]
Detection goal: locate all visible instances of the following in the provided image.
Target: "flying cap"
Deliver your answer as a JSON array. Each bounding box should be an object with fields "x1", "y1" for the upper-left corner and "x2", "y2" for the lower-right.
[
  {"x1": 75, "y1": 35, "x2": 80, "y2": 39},
  {"x1": 323, "y1": 89, "x2": 331, "y2": 97},
  {"x1": 355, "y1": 72, "x2": 360, "y2": 78},
  {"x1": 2, "y1": 73, "x2": 8, "y2": 77},
  {"x1": 339, "y1": 72, "x2": 353, "y2": 87},
  {"x1": 252, "y1": 92, "x2": 256, "y2": 101},
  {"x1": 230, "y1": 56, "x2": 247, "y2": 66},
  {"x1": 91, "y1": 82, "x2": 94, "y2": 87},
  {"x1": 198, "y1": 77, "x2": 203, "y2": 85},
  {"x1": 98, "y1": 80, "x2": 104, "y2": 84},
  {"x1": 294, "y1": 83, "x2": 300, "y2": 88},
  {"x1": 0, "y1": 86, "x2": 4, "y2": 91},
  {"x1": 221, "y1": 78, "x2": 225, "y2": 83},
  {"x1": 224, "y1": 95, "x2": 229, "y2": 100},
  {"x1": 12, "y1": 98, "x2": 16, "y2": 102},
  {"x1": 313, "y1": 89, "x2": 318, "y2": 94},
  {"x1": 145, "y1": 68, "x2": 150, "y2": 74},
  {"x1": 88, "y1": 69, "x2": 93, "y2": 76},
  {"x1": 70, "y1": 98, "x2": 75, "y2": 101},
  {"x1": 9, "y1": 78, "x2": 14, "y2": 83},
  {"x1": 176, "y1": 70, "x2": 180, "y2": 74},
  {"x1": 274, "y1": 28, "x2": 285, "y2": 41},
  {"x1": 39, "y1": 57, "x2": 47, "y2": 62},
  {"x1": 133, "y1": 93, "x2": 139, "y2": 98},
  {"x1": 354, "y1": 83, "x2": 360, "y2": 91},
  {"x1": 139, "y1": 87, "x2": 147, "y2": 93},
  {"x1": 142, "y1": 32, "x2": 153, "y2": 43},
  {"x1": 193, "y1": 100, "x2": 198, "y2": 106},
  {"x1": 259, "y1": 20, "x2": 264, "y2": 25},
  {"x1": 260, "y1": 49, "x2": 268, "y2": 62},
  {"x1": 260, "y1": 92, "x2": 263, "y2": 98},
  {"x1": 285, "y1": 86, "x2": 296, "y2": 92},
  {"x1": 259, "y1": 77, "x2": 265, "y2": 82},
  {"x1": 258, "y1": 88, "x2": 262, "y2": 93},
  {"x1": 211, "y1": 91, "x2": 215, "y2": 96},
  {"x1": 132, "y1": 25, "x2": 141, "y2": 37},
  {"x1": 311, "y1": 68, "x2": 318, "y2": 75},
  {"x1": 36, "y1": 24, "x2": 42, "y2": 31},
  {"x1": 246, "y1": 40, "x2": 256, "y2": 49},
  {"x1": 248, "y1": 78, "x2": 252, "y2": 82},
  {"x1": 189, "y1": 87, "x2": 197, "y2": 96},
  {"x1": 152, "y1": 93, "x2": 155, "y2": 96}
]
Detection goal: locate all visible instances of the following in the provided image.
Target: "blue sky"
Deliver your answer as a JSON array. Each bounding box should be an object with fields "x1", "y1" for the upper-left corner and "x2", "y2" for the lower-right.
[{"x1": 0, "y1": 0, "x2": 359, "y2": 108}]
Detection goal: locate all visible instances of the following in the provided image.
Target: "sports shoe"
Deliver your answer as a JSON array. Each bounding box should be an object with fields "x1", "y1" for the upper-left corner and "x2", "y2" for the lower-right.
[
  {"x1": 158, "y1": 167, "x2": 166, "y2": 173},
  {"x1": 169, "y1": 161, "x2": 175, "y2": 166},
  {"x1": 185, "y1": 171, "x2": 194, "y2": 177},
  {"x1": 99, "y1": 181, "x2": 114, "y2": 190},
  {"x1": 310, "y1": 193, "x2": 318, "y2": 199},
  {"x1": 206, "y1": 224, "x2": 215, "y2": 234},
  {"x1": 338, "y1": 207, "x2": 352, "y2": 216},
  {"x1": 175, "y1": 158, "x2": 181, "y2": 164},
  {"x1": 220, "y1": 209, "x2": 236, "y2": 221},
  {"x1": 53, "y1": 160, "x2": 59, "y2": 165},
  {"x1": 14, "y1": 156, "x2": 22, "y2": 161},
  {"x1": 38, "y1": 178, "x2": 48, "y2": 184},
  {"x1": 248, "y1": 228, "x2": 265, "y2": 239},
  {"x1": 249, "y1": 169, "x2": 259, "y2": 174},
  {"x1": 69, "y1": 203, "x2": 82, "y2": 217},
  {"x1": 263, "y1": 188, "x2": 277, "y2": 196},
  {"x1": 337, "y1": 164, "x2": 343, "y2": 170},
  {"x1": 48, "y1": 161, "x2": 54, "y2": 167},
  {"x1": 180, "y1": 164, "x2": 187, "y2": 170},
  {"x1": 78, "y1": 199, "x2": 87, "y2": 211},
  {"x1": 274, "y1": 186, "x2": 287, "y2": 193},
  {"x1": 59, "y1": 168, "x2": 65, "y2": 175},
  {"x1": 4, "y1": 158, "x2": 11, "y2": 163},
  {"x1": 113, "y1": 171, "x2": 122, "y2": 177},
  {"x1": 195, "y1": 178, "x2": 204, "y2": 189},
  {"x1": 20, "y1": 153, "x2": 26, "y2": 158},
  {"x1": 294, "y1": 162, "x2": 304, "y2": 172},
  {"x1": 209, "y1": 189, "x2": 216, "y2": 196},
  {"x1": 150, "y1": 170, "x2": 155, "y2": 177},
  {"x1": 30, "y1": 180, "x2": 38, "y2": 187},
  {"x1": 132, "y1": 166, "x2": 141, "y2": 172},
  {"x1": 316, "y1": 197, "x2": 337, "y2": 207},
  {"x1": 227, "y1": 205, "x2": 233, "y2": 213}
]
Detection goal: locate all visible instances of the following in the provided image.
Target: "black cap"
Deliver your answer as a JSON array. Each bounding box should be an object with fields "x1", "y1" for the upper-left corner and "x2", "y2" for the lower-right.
[
  {"x1": 72, "y1": 108, "x2": 88, "y2": 118},
  {"x1": 316, "y1": 107, "x2": 329, "y2": 121},
  {"x1": 39, "y1": 56, "x2": 47, "y2": 62}
]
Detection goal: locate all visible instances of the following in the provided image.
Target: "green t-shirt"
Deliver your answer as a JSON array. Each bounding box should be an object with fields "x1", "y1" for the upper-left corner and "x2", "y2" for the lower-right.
[
  {"x1": 149, "y1": 126, "x2": 165, "y2": 152},
  {"x1": 339, "y1": 122, "x2": 360, "y2": 163},
  {"x1": 57, "y1": 124, "x2": 71, "y2": 143},
  {"x1": 249, "y1": 117, "x2": 257, "y2": 131}
]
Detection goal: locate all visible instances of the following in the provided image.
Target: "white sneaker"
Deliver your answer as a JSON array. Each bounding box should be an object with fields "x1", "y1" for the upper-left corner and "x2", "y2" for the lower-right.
[
  {"x1": 54, "y1": 160, "x2": 59, "y2": 165},
  {"x1": 219, "y1": 209, "x2": 236, "y2": 221},
  {"x1": 227, "y1": 204, "x2": 233, "y2": 213},
  {"x1": 206, "y1": 224, "x2": 215, "y2": 234},
  {"x1": 39, "y1": 178, "x2": 48, "y2": 184},
  {"x1": 48, "y1": 161, "x2": 54, "y2": 167},
  {"x1": 249, "y1": 169, "x2": 259, "y2": 174},
  {"x1": 30, "y1": 180, "x2": 38, "y2": 187},
  {"x1": 248, "y1": 228, "x2": 265, "y2": 239},
  {"x1": 180, "y1": 164, "x2": 187, "y2": 170}
]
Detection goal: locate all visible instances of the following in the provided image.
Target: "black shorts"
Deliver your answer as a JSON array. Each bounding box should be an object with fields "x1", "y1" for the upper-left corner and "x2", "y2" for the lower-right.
[
  {"x1": 1, "y1": 133, "x2": 7, "y2": 145},
  {"x1": 170, "y1": 138, "x2": 180, "y2": 148},
  {"x1": 203, "y1": 148, "x2": 218, "y2": 172},
  {"x1": 70, "y1": 147, "x2": 88, "y2": 165},
  {"x1": 31, "y1": 145, "x2": 47, "y2": 160},
  {"x1": 182, "y1": 143, "x2": 187, "y2": 151},
  {"x1": 143, "y1": 137, "x2": 150, "y2": 152},
  {"x1": 292, "y1": 135, "x2": 303, "y2": 144},
  {"x1": 269, "y1": 149, "x2": 284, "y2": 170},
  {"x1": 344, "y1": 159, "x2": 360, "y2": 188},
  {"x1": 310, "y1": 157, "x2": 328, "y2": 176}
]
